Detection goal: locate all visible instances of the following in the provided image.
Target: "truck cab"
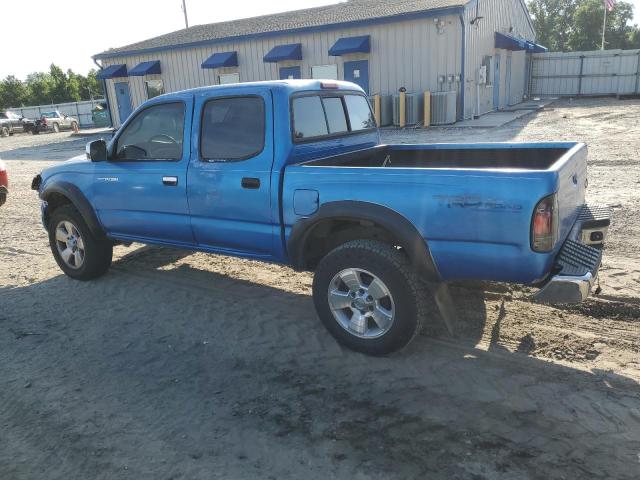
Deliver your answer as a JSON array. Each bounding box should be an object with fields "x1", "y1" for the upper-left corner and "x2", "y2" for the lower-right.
[{"x1": 33, "y1": 80, "x2": 610, "y2": 355}]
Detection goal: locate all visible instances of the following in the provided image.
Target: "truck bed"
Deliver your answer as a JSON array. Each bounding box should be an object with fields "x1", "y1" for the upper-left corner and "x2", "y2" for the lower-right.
[{"x1": 283, "y1": 142, "x2": 588, "y2": 284}]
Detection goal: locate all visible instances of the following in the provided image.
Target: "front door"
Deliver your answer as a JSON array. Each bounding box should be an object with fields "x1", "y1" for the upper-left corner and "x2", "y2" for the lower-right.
[
  {"x1": 93, "y1": 99, "x2": 194, "y2": 245},
  {"x1": 344, "y1": 60, "x2": 369, "y2": 94},
  {"x1": 279, "y1": 66, "x2": 301, "y2": 80},
  {"x1": 188, "y1": 88, "x2": 275, "y2": 258},
  {"x1": 493, "y1": 54, "x2": 501, "y2": 110},
  {"x1": 114, "y1": 82, "x2": 133, "y2": 124}
]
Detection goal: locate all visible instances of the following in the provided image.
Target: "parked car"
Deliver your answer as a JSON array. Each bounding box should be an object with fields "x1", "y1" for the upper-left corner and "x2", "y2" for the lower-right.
[
  {"x1": 31, "y1": 111, "x2": 79, "y2": 134},
  {"x1": 0, "y1": 110, "x2": 31, "y2": 136},
  {"x1": 31, "y1": 80, "x2": 610, "y2": 355},
  {"x1": 0, "y1": 160, "x2": 8, "y2": 206}
]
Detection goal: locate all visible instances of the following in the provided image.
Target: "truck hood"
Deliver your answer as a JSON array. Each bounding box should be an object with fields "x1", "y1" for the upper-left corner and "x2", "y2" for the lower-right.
[{"x1": 40, "y1": 154, "x2": 90, "y2": 182}]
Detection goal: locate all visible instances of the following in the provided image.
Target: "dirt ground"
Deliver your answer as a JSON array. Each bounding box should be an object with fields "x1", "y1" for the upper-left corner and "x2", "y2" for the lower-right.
[{"x1": 1, "y1": 98, "x2": 639, "y2": 479}]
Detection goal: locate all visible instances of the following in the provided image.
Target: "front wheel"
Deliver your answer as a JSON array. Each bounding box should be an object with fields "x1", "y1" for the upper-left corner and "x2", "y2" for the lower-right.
[
  {"x1": 52, "y1": 122, "x2": 60, "y2": 133},
  {"x1": 48, "y1": 204, "x2": 113, "y2": 280},
  {"x1": 71, "y1": 121, "x2": 78, "y2": 133},
  {"x1": 0, "y1": 126, "x2": 8, "y2": 137},
  {"x1": 312, "y1": 240, "x2": 429, "y2": 355}
]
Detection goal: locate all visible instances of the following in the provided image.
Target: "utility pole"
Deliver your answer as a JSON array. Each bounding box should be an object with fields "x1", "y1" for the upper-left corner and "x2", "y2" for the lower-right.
[
  {"x1": 601, "y1": 5, "x2": 607, "y2": 50},
  {"x1": 182, "y1": 0, "x2": 189, "y2": 28}
]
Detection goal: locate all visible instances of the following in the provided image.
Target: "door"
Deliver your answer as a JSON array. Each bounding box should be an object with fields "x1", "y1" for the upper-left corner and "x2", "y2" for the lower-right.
[
  {"x1": 279, "y1": 66, "x2": 301, "y2": 80},
  {"x1": 92, "y1": 99, "x2": 194, "y2": 245},
  {"x1": 505, "y1": 55, "x2": 512, "y2": 106},
  {"x1": 114, "y1": 82, "x2": 133, "y2": 124},
  {"x1": 344, "y1": 60, "x2": 369, "y2": 94},
  {"x1": 188, "y1": 89, "x2": 275, "y2": 258},
  {"x1": 493, "y1": 54, "x2": 501, "y2": 110}
]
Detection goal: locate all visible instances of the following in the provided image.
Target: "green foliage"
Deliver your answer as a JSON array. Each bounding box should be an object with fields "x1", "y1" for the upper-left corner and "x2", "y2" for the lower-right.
[
  {"x1": 528, "y1": 0, "x2": 640, "y2": 51},
  {"x1": 0, "y1": 64, "x2": 104, "y2": 109}
]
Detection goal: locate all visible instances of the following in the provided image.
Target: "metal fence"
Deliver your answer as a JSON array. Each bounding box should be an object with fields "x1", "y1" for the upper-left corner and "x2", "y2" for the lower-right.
[
  {"x1": 9, "y1": 98, "x2": 109, "y2": 128},
  {"x1": 530, "y1": 49, "x2": 640, "y2": 97}
]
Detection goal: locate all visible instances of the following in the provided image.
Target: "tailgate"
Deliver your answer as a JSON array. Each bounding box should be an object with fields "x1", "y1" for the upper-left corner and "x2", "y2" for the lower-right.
[{"x1": 553, "y1": 143, "x2": 588, "y2": 248}]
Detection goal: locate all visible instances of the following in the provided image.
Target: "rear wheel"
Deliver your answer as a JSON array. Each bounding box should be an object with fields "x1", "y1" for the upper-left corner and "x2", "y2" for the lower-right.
[
  {"x1": 0, "y1": 126, "x2": 8, "y2": 137},
  {"x1": 48, "y1": 204, "x2": 112, "y2": 280},
  {"x1": 71, "y1": 121, "x2": 78, "y2": 133},
  {"x1": 313, "y1": 239, "x2": 429, "y2": 355}
]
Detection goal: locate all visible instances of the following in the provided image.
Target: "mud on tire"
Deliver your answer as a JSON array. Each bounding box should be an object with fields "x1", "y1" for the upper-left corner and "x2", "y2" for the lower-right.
[
  {"x1": 312, "y1": 239, "x2": 430, "y2": 355},
  {"x1": 48, "y1": 204, "x2": 113, "y2": 280}
]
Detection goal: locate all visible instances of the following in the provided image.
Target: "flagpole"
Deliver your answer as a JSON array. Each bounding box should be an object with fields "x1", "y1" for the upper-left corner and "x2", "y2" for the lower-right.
[{"x1": 601, "y1": 4, "x2": 607, "y2": 50}]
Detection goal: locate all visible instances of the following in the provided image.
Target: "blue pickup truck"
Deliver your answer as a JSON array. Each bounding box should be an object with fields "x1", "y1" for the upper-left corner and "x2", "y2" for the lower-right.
[{"x1": 32, "y1": 80, "x2": 610, "y2": 355}]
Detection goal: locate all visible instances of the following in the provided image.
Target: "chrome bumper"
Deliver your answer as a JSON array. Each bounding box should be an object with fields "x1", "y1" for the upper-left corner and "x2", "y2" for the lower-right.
[
  {"x1": 534, "y1": 204, "x2": 609, "y2": 304},
  {"x1": 534, "y1": 271, "x2": 595, "y2": 303}
]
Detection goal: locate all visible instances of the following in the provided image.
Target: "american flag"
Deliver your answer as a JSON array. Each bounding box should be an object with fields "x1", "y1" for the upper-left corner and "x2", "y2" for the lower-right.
[{"x1": 604, "y1": 0, "x2": 615, "y2": 12}]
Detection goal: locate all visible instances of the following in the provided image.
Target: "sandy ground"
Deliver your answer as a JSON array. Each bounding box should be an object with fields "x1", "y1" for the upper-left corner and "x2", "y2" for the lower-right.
[{"x1": 1, "y1": 98, "x2": 639, "y2": 479}]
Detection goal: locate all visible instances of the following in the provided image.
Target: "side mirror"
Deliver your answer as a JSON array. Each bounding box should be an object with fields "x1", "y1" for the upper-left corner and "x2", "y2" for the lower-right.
[{"x1": 86, "y1": 139, "x2": 108, "y2": 162}]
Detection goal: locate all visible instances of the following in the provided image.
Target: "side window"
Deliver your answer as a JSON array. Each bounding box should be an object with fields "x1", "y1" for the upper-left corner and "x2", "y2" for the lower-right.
[
  {"x1": 292, "y1": 96, "x2": 328, "y2": 139},
  {"x1": 344, "y1": 95, "x2": 376, "y2": 131},
  {"x1": 322, "y1": 97, "x2": 348, "y2": 134},
  {"x1": 115, "y1": 102, "x2": 185, "y2": 161},
  {"x1": 200, "y1": 96, "x2": 265, "y2": 161}
]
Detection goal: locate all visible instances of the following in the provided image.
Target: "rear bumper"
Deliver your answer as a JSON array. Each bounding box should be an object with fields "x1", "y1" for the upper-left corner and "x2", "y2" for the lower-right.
[{"x1": 534, "y1": 204, "x2": 610, "y2": 304}]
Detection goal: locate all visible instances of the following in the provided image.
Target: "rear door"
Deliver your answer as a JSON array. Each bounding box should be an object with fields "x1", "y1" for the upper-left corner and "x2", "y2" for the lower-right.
[
  {"x1": 187, "y1": 88, "x2": 275, "y2": 257},
  {"x1": 92, "y1": 98, "x2": 194, "y2": 245}
]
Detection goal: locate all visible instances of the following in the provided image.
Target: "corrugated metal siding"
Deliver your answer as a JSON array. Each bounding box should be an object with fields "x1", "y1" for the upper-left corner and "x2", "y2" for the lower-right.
[
  {"x1": 463, "y1": 0, "x2": 535, "y2": 118},
  {"x1": 101, "y1": 16, "x2": 463, "y2": 127},
  {"x1": 100, "y1": 0, "x2": 533, "y2": 126},
  {"x1": 531, "y1": 49, "x2": 640, "y2": 96}
]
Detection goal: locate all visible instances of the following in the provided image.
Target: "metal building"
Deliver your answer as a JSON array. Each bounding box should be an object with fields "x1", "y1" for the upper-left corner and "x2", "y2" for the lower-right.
[{"x1": 94, "y1": 0, "x2": 546, "y2": 127}]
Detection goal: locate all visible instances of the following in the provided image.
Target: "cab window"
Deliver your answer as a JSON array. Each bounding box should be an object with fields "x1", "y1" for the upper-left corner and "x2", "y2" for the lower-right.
[{"x1": 115, "y1": 102, "x2": 185, "y2": 161}]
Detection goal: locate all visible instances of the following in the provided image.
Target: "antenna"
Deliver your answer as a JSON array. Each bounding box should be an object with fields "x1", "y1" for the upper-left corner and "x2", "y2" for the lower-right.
[{"x1": 181, "y1": 0, "x2": 189, "y2": 28}]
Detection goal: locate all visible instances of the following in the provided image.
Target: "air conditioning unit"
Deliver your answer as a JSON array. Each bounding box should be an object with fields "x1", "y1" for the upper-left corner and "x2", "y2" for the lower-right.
[
  {"x1": 392, "y1": 93, "x2": 423, "y2": 126},
  {"x1": 430, "y1": 91, "x2": 457, "y2": 125}
]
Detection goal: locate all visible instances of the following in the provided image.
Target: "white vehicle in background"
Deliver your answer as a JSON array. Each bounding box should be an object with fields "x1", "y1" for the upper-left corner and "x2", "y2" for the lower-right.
[{"x1": 32, "y1": 111, "x2": 79, "y2": 134}]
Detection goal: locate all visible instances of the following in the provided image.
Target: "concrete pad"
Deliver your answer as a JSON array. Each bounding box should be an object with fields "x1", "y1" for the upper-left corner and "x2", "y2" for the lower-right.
[
  {"x1": 71, "y1": 127, "x2": 114, "y2": 137},
  {"x1": 449, "y1": 97, "x2": 556, "y2": 128}
]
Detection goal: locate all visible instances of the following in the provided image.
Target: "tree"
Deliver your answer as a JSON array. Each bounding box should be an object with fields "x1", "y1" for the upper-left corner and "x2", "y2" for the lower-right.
[
  {"x1": 528, "y1": 0, "x2": 640, "y2": 51},
  {"x1": 0, "y1": 76, "x2": 28, "y2": 108}
]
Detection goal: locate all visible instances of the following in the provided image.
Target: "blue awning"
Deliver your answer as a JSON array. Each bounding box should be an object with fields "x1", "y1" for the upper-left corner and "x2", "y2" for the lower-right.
[
  {"x1": 202, "y1": 51, "x2": 238, "y2": 69},
  {"x1": 329, "y1": 35, "x2": 371, "y2": 56},
  {"x1": 263, "y1": 43, "x2": 302, "y2": 63},
  {"x1": 128, "y1": 60, "x2": 161, "y2": 76},
  {"x1": 96, "y1": 64, "x2": 127, "y2": 79},
  {"x1": 494, "y1": 32, "x2": 528, "y2": 51},
  {"x1": 527, "y1": 41, "x2": 548, "y2": 53}
]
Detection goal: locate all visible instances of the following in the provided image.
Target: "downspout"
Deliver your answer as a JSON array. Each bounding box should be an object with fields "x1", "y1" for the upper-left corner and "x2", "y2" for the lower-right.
[
  {"x1": 93, "y1": 57, "x2": 114, "y2": 129},
  {"x1": 458, "y1": 10, "x2": 466, "y2": 121}
]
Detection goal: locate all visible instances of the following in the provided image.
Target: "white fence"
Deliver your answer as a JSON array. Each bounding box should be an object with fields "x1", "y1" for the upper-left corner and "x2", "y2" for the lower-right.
[
  {"x1": 530, "y1": 49, "x2": 640, "y2": 96},
  {"x1": 9, "y1": 98, "x2": 109, "y2": 128}
]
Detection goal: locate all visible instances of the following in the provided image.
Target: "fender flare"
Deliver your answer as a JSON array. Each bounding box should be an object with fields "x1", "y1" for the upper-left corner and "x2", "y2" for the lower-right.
[
  {"x1": 287, "y1": 200, "x2": 441, "y2": 282},
  {"x1": 42, "y1": 181, "x2": 106, "y2": 239}
]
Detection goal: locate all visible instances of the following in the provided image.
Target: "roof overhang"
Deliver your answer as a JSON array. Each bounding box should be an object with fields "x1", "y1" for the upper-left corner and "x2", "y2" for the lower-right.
[
  {"x1": 201, "y1": 51, "x2": 238, "y2": 68},
  {"x1": 128, "y1": 60, "x2": 161, "y2": 76},
  {"x1": 329, "y1": 35, "x2": 371, "y2": 56},
  {"x1": 263, "y1": 43, "x2": 302, "y2": 63},
  {"x1": 96, "y1": 64, "x2": 128, "y2": 79},
  {"x1": 495, "y1": 32, "x2": 529, "y2": 51}
]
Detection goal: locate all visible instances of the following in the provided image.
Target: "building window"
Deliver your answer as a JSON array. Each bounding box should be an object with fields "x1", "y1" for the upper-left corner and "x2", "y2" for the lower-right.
[
  {"x1": 311, "y1": 64, "x2": 338, "y2": 80},
  {"x1": 145, "y1": 79, "x2": 165, "y2": 99},
  {"x1": 218, "y1": 73, "x2": 240, "y2": 85}
]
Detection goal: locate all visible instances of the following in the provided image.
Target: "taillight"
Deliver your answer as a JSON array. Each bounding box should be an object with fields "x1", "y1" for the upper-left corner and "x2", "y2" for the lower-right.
[
  {"x1": 531, "y1": 194, "x2": 558, "y2": 252},
  {"x1": 0, "y1": 168, "x2": 7, "y2": 188},
  {"x1": 320, "y1": 81, "x2": 339, "y2": 89}
]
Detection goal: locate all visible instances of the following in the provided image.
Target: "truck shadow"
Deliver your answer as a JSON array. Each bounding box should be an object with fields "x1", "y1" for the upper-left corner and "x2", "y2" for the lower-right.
[{"x1": 1, "y1": 245, "x2": 639, "y2": 479}]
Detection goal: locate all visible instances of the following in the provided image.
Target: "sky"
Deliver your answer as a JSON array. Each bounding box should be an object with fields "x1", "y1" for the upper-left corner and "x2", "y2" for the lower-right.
[{"x1": 3, "y1": 0, "x2": 640, "y2": 80}]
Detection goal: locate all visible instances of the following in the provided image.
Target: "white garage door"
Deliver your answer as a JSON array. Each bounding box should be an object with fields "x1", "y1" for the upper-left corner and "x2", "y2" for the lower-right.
[
  {"x1": 218, "y1": 73, "x2": 240, "y2": 85},
  {"x1": 311, "y1": 64, "x2": 338, "y2": 80}
]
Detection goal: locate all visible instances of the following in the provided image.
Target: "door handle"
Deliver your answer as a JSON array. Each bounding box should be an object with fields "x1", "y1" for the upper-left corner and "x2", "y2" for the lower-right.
[
  {"x1": 241, "y1": 177, "x2": 260, "y2": 189},
  {"x1": 162, "y1": 176, "x2": 178, "y2": 186}
]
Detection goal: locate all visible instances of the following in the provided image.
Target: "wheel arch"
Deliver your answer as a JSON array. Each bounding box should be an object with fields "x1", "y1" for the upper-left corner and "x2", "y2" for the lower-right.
[
  {"x1": 42, "y1": 181, "x2": 106, "y2": 239},
  {"x1": 287, "y1": 201, "x2": 441, "y2": 282}
]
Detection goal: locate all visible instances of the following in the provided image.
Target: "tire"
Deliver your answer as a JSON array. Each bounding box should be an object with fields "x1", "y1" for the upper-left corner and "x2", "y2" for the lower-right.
[
  {"x1": 71, "y1": 121, "x2": 78, "y2": 133},
  {"x1": 52, "y1": 123, "x2": 60, "y2": 133},
  {"x1": 0, "y1": 126, "x2": 8, "y2": 137},
  {"x1": 33, "y1": 129, "x2": 40, "y2": 135},
  {"x1": 312, "y1": 239, "x2": 429, "y2": 355},
  {"x1": 47, "y1": 204, "x2": 112, "y2": 280}
]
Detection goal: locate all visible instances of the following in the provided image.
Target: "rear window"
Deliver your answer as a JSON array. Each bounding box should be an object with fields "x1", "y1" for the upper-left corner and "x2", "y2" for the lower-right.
[
  {"x1": 292, "y1": 93, "x2": 375, "y2": 141},
  {"x1": 200, "y1": 96, "x2": 265, "y2": 161}
]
